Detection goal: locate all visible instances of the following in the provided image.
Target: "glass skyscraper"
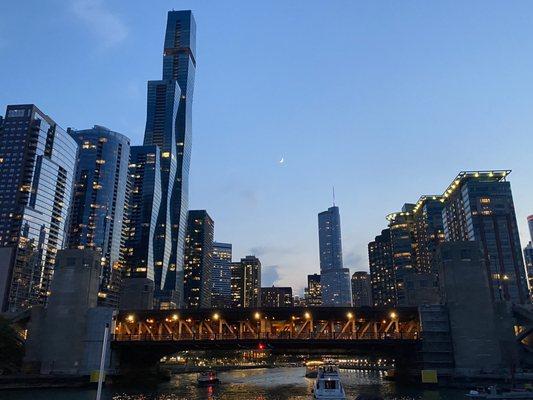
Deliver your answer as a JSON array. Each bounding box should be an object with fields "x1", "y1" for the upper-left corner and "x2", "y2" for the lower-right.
[
  {"x1": 211, "y1": 242, "x2": 232, "y2": 308},
  {"x1": 231, "y1": 256, "x2": 261, "y2": 308},
  {"x1": 441, "y1": 171, "x2": 529, "y2": 304},
  {"x1": 0, "y1": 105, "x2": 78, "y2": 312},
  {"x1": 67, "y1": 126, "x2": 130, "y2": 308},
  {"x1": 123, "y1": 146, "x2": 162, "y2": 285},
  {"x1": 318, "y1": 205, "x2": 352, "y2": 306},
  {"x1": 141, "y1": 10, "x2": 196, "y2": 308},
  {"x1": 368, "y1": 229, "x2": 395, "y2": 306},
  {"x1": 183, "y1": 210, "x2": 214, "y2": 309}
]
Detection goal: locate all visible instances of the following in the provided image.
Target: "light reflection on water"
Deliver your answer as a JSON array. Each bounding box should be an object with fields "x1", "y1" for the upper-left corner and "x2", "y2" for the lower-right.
[{"x1": 2, "y1": 368, "x2": 465, "y2": 400}]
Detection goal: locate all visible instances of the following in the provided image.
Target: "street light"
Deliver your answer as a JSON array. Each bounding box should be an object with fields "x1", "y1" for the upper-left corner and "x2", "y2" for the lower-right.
[
  {"x1": 126, "y1": 314, "x2": 135, "y2": 323},
  {"x1": 213, "y1": 313, "x2": 220, "y2": 321},
  {"x1": 172, "y1": 314, "x2": 179, "y2": 321},
  {"x1": 304, "y1": 312, "x2": 311, "y2": 320},
  {"x1": 389, "y1": 311, "x2": 397, "y2": 319},
  {"x1": 254, "y1": 312, "x2": 261, "y2": 320},
  {"x1": 347, "y1": 312, "x2": 354, "y2": 319}
]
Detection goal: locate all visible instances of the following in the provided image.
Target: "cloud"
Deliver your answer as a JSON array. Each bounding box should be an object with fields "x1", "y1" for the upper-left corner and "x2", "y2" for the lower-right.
[
  {"x1": 248, "y1": 245, "x2": 297, "y2": 257},
  {"x1": 262, "y1": 265, "x2": 281, "y2": 287},
  {"x1": 71, "y1": 0, "x2": 128, "y2": 48},
  {"x1": 344, "y1": 249, "x2": 365, "y2": 269}
]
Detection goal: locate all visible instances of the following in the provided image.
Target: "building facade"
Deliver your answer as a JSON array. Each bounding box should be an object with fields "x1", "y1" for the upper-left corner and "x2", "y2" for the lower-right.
[
  {"x1": 368, "y1": 229, "x2": 395, "y2": 306},
  {"x1": 524, "y1": 215, "x2": 533, "y2": 301},
  {"x1": 305, "y1": 273, "x2": 322, "y2": 306},
  {"x1": 140, "y1": 10, "x2": 196, "y2": 308},
  {"x1": 231, "y1": 256, "x2": 261, "y2": 308},
  {"x1": 0, "y1": 104, "x2": 78, "y2": 312},
  {"x1": 183, "y1": 210, "x2": 214, "y2": 308},
  {"x1": 351, "y1": 271, "x2": 372, "y2": 307},
  {"x1": 318, "y1": 206, "x2": 352, "y2": 306},
  {"x1": 261, "y1": 286, "x2": 293, "y2": 307},
  {"x1": 121, "y1": 146, "x2": 162, "y2": 309},
  {"x1": 441, "y1": 171, "x2": 528, "y2": 303},
  {"x1": 211, "y1": 242, "x2": 232, "y2": 308},
  {"x1": 67, "y1": 126, "x2": 130, "y2": 308}
]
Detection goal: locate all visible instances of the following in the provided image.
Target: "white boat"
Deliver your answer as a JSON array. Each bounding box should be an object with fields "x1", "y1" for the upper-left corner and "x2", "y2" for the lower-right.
[
  {"x1": 312, "y1": 365, "x2": 346, "y2": 399},
  {"x1": 466, "y1": 386, "x2": 533, "y2": 399},
  {"x1": 197, "y1": 370, "x2": 219, "y2": 386}
]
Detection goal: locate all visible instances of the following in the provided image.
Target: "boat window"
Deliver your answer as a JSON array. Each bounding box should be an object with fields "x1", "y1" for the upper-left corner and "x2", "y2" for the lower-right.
[{"x1": 324, "y1": 380, "x2": 337, "y2": 390}]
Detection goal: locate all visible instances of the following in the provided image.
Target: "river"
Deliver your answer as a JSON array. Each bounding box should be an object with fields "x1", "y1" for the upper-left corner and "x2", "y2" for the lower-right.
[{"x1": 2, "y1": 367, "x2": 466, "y2": 399}]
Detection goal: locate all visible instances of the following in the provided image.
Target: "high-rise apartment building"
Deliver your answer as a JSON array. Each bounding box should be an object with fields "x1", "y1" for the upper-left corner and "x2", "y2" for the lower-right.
[
  {"x1": 211, "y1": 242, "x2": 232, "y2": 308},
  {"x1": 524, "y1": 215, "x2": 533, "y2": 300},
  {"x1": 231, "y1": 256, "x2": 261, "y2": 308},
  {"x1": 183, "y1": 210, "x2": 213, "y2": 308},
  {"x1": 441, "y1": 171, "x2": 528, "y2": 303},
  {"x1": 318, "y1": 205, "x2": 352, "y2": 306},
  {"x1": 121, "y1": 146, "x2": 161, "y2": 309},
  {"x1": 140, "y1": 10, "x2": 196, "y2": 308},
  {"x1": 368, "y1": 229, "x2": 395, "y2": 306},
  {"x1": 261, "y1": 286, "x2": 293, "y2": 307},
  {"x1": 351, "y1": 271, "x2": 372, "y2": 307},
  {"x1": 67, "y1": 126, "x2": 130, "y2": 308},
  {"x1": 0, "y1": 105, "x2": 78, "y2": 312},
  {"x1": 305, "y1": 273, "x2": 322, "y2": 306}
]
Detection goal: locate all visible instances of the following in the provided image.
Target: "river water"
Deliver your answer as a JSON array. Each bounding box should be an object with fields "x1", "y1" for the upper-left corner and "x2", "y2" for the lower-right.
[{"x1": 2, "y1": 367, "x2": 465, "y2": 399}]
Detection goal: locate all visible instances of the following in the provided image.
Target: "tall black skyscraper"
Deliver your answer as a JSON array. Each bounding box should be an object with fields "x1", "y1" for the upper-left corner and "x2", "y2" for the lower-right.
[
  {"x1": 141, "y1": 11, "x2": 196, "y2": 308},
  {"x1": 0, "y1": 105, "x2": 78, "y2": 312},
  {"x1": 183, "y1": 210, "x2": 213, "y2": 308}
]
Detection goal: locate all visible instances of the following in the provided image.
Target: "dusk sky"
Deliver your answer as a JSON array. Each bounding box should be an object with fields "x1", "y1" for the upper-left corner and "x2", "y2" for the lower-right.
[{"x1": 1, "y1": 1, "x2": 532, "y2": 294}]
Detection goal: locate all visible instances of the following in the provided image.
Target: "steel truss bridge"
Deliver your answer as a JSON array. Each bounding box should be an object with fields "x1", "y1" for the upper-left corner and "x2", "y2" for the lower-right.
[{"x1": 112, "y1": 307, "x2": 421, "y2": 353}]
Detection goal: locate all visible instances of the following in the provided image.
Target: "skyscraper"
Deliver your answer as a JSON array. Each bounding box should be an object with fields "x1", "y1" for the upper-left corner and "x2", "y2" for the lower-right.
[
  {"x1": 441, "y1": 171, "x2": 528, "y2": 303},
  {"x1": 305, "y1": 273, "x2": 322, "y2": 306},
  {"x1": 261, "y1": 286, "x2": 293, "y2": 307},
  {"x1": 211, "y1": 242, "x2": 232, "y2": 308},
  {"x1": 141, "y1": 10, "x2": 196, "y2": 308},
  {"x1": 524, "y1": 215, "x2": 533, "y2": 301},
  {"x1": 121, "y1": 146, "x2": 162, "y2": 309},
  {"x1": 318, "y1": 206, "x2": 352, "y2": 306},
  {"x1": 0, "y1": 105, "x2": 78, "y2": 312},
  {"x1": 67, "y1": 126, "x2": 130, "y2": 308},
  {"x1": 368, "y1": 229, "x2": 395, "y2": 306},
  {"x1": 183, "y1": 210, "x2": 214, "y2": 309},
  {"x1": 231, "y1": 255, "x2": 261, "y2": 308},
  {"x1": 351, "y1": 271, "x2": 372, "y2": 307}
]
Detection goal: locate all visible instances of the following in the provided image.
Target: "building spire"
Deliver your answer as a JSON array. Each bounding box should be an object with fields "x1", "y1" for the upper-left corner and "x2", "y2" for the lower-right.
[{"x1": 332, "y1": 186, "x2": 336, "y2": 206}]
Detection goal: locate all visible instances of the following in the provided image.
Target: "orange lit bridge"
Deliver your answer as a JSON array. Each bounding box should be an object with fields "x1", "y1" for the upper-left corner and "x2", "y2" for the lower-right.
[{"x1": 111, "y1": 307, "x2": 421, "y2": 372}]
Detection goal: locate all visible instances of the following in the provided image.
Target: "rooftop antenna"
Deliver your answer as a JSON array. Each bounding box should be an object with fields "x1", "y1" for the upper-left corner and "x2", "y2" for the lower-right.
[{"x1": 332, "y1": 186, "x2": 336, "y2": 206}]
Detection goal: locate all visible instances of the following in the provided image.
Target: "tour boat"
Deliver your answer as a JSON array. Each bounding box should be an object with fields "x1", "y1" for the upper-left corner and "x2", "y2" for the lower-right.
[
  {"x1": 305, "y1": 360, "x2": 324, "y2": 378},
  {"x1": 465, "y1": 386, "x2": 533, "y2": 399},
  {"x1": 312, "y1": 365, "x2": 346, "y2": 399},
  {"x1": 197, "y1": 370, "x2": 219, "y2": 386}
]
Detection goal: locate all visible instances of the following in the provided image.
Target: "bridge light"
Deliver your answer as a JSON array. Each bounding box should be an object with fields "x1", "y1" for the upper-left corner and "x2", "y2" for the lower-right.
[
  {"x1": 382, "y1": 319, "x2": 387, "y2": 324},
  {"x1": 389, "y1": 311, "x2": 397, "y2": 319},
  {"x1": 254, "y1": 312, "x2": 261, "y2": 320},
  {"x1": 126, "y1": 314, "x2": 135, "y2": 323},
  {"x1": 213, "y1": 313, "x2": 220, "y2": 321},
  {"x1": 258, "y1": 342, "x2": 265, "y2": 350},
  {"x1": 172, "y1": 314, "x2": 179, "y2": 321},
  {"x1": 291, "y1": 315, "x2": 296, "y2": 320},
  {"x1": 347, "y1": 312, "x2": 354, "y2": 319},
  {"x1": 146, "y1": 318, "x2": 155, "y2": 324},
  {"x1": 304, "y1": 312, "x2": 311, "y2": 320}
]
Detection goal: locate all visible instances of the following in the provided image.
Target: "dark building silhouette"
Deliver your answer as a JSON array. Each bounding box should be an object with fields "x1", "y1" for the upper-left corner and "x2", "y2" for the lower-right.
[
  {"x1": 0, "y1": 105, "x2": 78, "y2": 312},
  {"x1": 368, "y1": 229, "x2": 395, "y2": 306},
  {"x1": 261, "y1": 286, "x2": 293, "y2": 307},
  {"x1": 231, "y1": 256, "x2": 261, "y2": 308},
  {"x1": 305, "y1": 273, "x2": 322, "y2": 306},
  {"x1": 183, "y1": 210, "x2": 214, "y2": 308},
  {"x1": 524, "y1": 215, "x2": 533, "y2": 301},
  {"x1": 351, "y1": 271, "x2": 372, "y2": 307},
  {"x1": 67, "y1": 126, "x2": 130, "y2": 308},
  {"x1": 211, "y1": 242, "x2": 232, "y2": 308}
]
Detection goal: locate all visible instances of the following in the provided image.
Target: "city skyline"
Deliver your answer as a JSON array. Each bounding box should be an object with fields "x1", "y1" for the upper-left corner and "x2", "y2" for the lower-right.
[{"x1": 2, "y1": 1, "x2": 533, "y2": 294}]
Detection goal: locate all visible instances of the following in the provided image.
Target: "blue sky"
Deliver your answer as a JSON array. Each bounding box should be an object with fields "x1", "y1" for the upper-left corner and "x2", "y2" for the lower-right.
[{"x1": 1, "y1": 1, "x2": 532, "y2": 294}]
